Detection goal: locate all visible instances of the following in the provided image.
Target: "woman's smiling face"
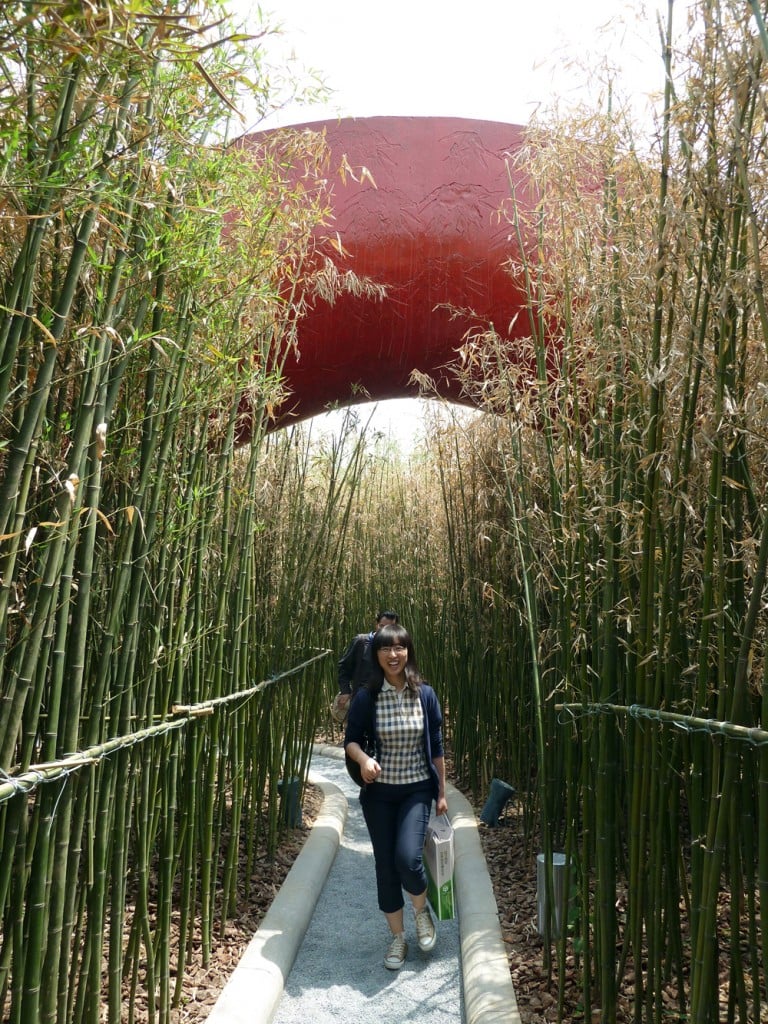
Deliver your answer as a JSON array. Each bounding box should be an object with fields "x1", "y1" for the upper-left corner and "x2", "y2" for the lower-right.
[{"x1": 377, "y1": 642, "x2": 408, "y2": 680}]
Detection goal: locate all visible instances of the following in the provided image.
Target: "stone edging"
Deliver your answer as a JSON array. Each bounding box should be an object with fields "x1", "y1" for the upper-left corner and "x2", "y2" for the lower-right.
[
  {"x1": 205, "y1": 765, "x2": 347, "y2": 1024},
  {"x1": 448, "y1": 780, "x2": 522, "y2": 1023},
  {"x1": 314, "y1": 743, "x2": 520, "y2": 1024},
  {"x1": 206, "y1": 742, "x2": 520, "y2": 1024}
]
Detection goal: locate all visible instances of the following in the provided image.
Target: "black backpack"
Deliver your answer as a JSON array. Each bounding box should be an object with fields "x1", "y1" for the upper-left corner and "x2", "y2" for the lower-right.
[{"x1": 345, "y1": 690, "x2": 377, "y2": 787}]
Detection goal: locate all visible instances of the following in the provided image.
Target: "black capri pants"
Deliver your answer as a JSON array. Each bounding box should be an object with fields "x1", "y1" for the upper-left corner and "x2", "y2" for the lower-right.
[{"x1": 360, "y1": 781, "x2": 433, "y2": 914}]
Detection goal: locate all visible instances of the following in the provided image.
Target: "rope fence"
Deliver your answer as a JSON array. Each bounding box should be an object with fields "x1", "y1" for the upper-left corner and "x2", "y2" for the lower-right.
[
  {"x1": 0, "y1": 648, "x2": 332, "y2": 805},
  {"x1": 554, "y1": 700, "x2": 768, "y2": 746}
]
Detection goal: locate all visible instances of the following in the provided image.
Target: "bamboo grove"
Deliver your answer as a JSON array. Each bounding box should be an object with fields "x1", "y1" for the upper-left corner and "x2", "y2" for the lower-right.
[
  {"x1": 312, "y1": 2, "x2": 768, "y2": 1020},
  {"x1": 3, "y1": 1, "x2": 768, "y2": 1023},
  {"x1": 0, "y1": 3, "x2": 375, "y2": 1021},
  {"x1": 420, "y1": 2, "x2": 768, "y2": 1020}
]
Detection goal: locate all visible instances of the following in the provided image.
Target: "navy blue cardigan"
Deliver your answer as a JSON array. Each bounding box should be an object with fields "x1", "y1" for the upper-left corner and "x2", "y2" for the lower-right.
[{"x1": 344, "y1": 683, "x2": 444, "y2": 801}]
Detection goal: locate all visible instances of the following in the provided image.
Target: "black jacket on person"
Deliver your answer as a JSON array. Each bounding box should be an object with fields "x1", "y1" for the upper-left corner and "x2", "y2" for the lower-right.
[{"x1": 338, "y1": 631, "x2": 377, "y2": 695}]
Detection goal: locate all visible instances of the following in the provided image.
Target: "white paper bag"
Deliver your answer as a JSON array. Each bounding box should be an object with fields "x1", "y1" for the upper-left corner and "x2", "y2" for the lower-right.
[{"x1": 423, "y1": 813, "x2": 455, "y2": 920}]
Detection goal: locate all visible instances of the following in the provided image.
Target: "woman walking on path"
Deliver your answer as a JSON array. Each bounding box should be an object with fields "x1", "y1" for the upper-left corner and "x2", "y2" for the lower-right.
[{"x1": 344, "y1": 624, "x2": 448, "y2": 970}]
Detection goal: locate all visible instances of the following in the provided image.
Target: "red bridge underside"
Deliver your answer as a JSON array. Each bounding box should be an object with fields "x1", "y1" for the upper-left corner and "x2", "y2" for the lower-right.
[{"x1": 242, "y1": 116, "x2": 535, "y2": 426}]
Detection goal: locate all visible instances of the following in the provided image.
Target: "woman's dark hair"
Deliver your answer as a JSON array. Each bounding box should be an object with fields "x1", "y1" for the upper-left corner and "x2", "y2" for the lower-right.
[{"x1": 368, "y1": 624, "x2": 423, "y2": 694}]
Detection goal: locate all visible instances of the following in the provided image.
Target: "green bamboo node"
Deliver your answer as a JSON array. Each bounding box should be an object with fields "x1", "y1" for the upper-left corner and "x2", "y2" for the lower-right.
[
  {"x1": 555, "y1": 702, "x2": 768, "y2": 746},
  {"x1": 0, "y1": 649, "x2": 331, "y2": 804}
]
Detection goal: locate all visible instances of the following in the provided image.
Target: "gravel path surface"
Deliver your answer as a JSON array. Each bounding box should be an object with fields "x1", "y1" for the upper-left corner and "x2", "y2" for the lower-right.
[{"x1": 271, "y1": 751, "x2": 464, "y2": 1024}]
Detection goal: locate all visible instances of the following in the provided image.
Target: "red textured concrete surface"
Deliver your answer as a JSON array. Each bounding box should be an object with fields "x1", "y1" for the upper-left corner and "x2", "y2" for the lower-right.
[{"x1": 242, "y1": 116, "x2": 535, "y2": 426}]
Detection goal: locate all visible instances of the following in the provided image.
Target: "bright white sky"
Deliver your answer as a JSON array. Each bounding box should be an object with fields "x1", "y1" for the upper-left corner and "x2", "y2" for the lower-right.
[
  {"x1": 246, "y1": 0, "x2": 696, "y2": 130},
  {"x1": 230, "y1": 0, "x2": 697, "y2": 448}
]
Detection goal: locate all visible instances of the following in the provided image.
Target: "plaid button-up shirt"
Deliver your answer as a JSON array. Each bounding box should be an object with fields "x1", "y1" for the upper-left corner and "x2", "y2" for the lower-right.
[{"x1": 376, "y1": 680, "x2": 431, "y2": 785}]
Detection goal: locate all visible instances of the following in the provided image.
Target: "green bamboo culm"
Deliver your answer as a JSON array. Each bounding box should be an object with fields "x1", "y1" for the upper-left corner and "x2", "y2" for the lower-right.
[
  {"x1": 412, "y1": 0, "x2": 768, "y2": 1019},
  {"x1": 4, "y1": 0, "x2": 768, "y2": 1022},
  {"x1": 0, "y1": 1, "x2": 366, "y2": 1020}
]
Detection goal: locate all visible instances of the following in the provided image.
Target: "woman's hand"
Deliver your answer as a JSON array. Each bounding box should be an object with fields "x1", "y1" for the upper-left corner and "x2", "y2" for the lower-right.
[
  {"x1": 361, "y1": 757, "x2": 381, "y2": 784},
  {"x1": 432, "y1": 756, "x2": 448, "y2": 817},
  {"x1": 345, "y1": 741, "x2": 381, "y2": 784}
]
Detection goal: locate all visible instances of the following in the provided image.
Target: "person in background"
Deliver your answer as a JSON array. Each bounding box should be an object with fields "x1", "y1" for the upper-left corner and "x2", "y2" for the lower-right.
[
  {"x1": 336, "y1": 609, "x2": 398, "y2": 715},
  {"x1": 344, "y1": 623, "x2": 448, "y2": 970}
]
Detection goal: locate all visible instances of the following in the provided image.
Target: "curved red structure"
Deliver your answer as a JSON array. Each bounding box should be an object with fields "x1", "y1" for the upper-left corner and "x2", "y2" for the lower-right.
[{"x1": 243, "y1": 116, "x2": 535, "y2": 425}]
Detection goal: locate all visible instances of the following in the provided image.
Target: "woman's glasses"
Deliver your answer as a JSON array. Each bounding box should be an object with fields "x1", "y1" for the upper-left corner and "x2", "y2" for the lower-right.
[{"x1": 379, "y1": 645, "x2": 406, "y2": 654}]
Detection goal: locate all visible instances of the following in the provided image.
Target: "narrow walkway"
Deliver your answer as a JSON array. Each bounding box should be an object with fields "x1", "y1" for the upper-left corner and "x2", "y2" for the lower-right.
[
  {"x1": 207, "y1": 745, "x2": 520, "y2": 1024},
  {"x1": 273, "y1": 749, "x2": 463, "y2": 1023}
]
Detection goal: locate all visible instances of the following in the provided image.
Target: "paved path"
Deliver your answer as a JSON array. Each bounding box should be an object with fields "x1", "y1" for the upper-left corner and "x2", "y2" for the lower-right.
[
  {"x1": 206, "y1": 745, "x2": 520, "y2": 1024},
  {"x1": 272, "y1": 750, "x2": 464, "y2": 1024}
]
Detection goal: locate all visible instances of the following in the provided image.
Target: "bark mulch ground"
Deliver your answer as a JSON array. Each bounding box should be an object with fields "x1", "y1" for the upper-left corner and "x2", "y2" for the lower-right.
[
  {"x1": 130, "y1": 757, "x2": 751, "y2": 1023},
  {"x1": 161, "y1": 776, "x2": 583, "y2": 1024},
  {"x1": 155, "y1": 784, "x2": 325, "y2": 1023}
]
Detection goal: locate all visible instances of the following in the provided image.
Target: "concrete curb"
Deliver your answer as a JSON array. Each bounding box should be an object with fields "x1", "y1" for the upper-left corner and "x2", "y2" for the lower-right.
[
  {"x1": 315, "y1": 744, "x2": 520, "y2": 1023},
  {"x1": 448, "y1": 785, "x2": 521, "y2": 1024},
  {"x1": 206, "y1": 743, "x2": 520, "y2": 1024},
  {"x1": 205, "y1": 766, "x2": 347, "y2": 1024}
]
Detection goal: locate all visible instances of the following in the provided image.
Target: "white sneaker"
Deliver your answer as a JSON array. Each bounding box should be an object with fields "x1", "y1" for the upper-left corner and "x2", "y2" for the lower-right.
[
  {"x1": 384, "y1": 931, "x2": 408, "y2": 970},
  {"x1": 414, "y1": 905, "x2": 437, "y2": 951}
]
